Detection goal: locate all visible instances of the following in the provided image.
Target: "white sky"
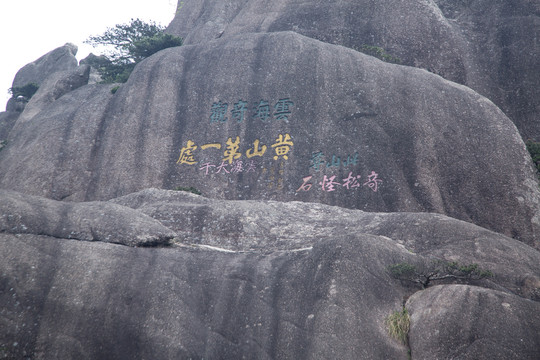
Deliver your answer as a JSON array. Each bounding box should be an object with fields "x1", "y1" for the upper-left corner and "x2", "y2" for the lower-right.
[{"x1": 0, "y1": 0, "x2": 178, "y2": 109}]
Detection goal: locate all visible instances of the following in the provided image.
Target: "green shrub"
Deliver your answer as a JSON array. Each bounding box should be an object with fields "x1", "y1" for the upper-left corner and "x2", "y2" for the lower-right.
[
  {"x1": 8, "y1": 82, "x2": 39, "y2": 100},
  {"x1": 174, "y1": 186, "x2": 202, "y2": 195},
  {"x1": 359, "y1": 45, "x2": 401, "y2": 64},
  {"x1": 0, "y1": 140, "x2": 6, "y2": 151},
  {"x1": 526, "y1": 140, "x2": 540, "y2": 178},
  {"x1": 386, "y1": 307, "x2": 410, "y2": 345},
  {"x1": 388, "y1": 262, "x2": 417, "y2": 278},
  {"x1": 85, "y1": 18, "x2": 183, "y2": 83},
  {"x1": 128, "y1": 33, "x2": 183, "y2": 62}
]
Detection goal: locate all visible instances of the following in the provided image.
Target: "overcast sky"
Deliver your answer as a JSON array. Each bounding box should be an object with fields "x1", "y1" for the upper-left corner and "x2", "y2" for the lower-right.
[{"x1": 0, "y1": 0, "x2": 178, "y2": 108}]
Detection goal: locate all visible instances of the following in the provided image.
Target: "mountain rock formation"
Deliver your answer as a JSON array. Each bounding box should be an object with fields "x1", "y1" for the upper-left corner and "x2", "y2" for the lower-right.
[
  {"x1": 167, "y1": 0, "x2": 540, "y2": 139},
  {"x1": 0, "y1": 0, "x2": 539, "y2": 359},
  {"x1": 1, "y1": 189, "x2": 539, "y2": 359}
]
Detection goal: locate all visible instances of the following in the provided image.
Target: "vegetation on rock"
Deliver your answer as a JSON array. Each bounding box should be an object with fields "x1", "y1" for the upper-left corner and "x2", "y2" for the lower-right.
[
  {"x1": 358, "y1": 45, "x2": 401, "y2": 64},
  {"x1": 385, "y1": 307, "x2": 410, "y2": 345},
  {"x1": 388, "y1": 260, "x2": 493, "y2": 289},
  {"x1": 174, "y1": 186, "x2": 202, "y2": 195},
  {"x1": 526, "y1": 140, "x2": 540, "y2": 179},
  {"x1": 8, "y1": 82, "x2": 39, "y2": 100},
  {"x1": 84, "y1": 18, "x2": 183, "y2": 83}
]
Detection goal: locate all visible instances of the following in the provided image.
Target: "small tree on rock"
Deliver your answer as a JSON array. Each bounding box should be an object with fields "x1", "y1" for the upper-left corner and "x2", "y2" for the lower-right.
[
  {"x1": 84, "y1": 18, "x2": 183, "y2": 83},
  {"x1": 388, "y1": 259, "x2": 493, "y2": 289}
]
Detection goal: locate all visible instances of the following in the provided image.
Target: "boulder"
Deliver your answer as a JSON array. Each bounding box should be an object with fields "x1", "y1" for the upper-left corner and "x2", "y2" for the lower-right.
[
  {"x1": 0, "y1": 31, "x2": 538, "y2": 248},
  {"x1": 79, "y1": 53, "x2": 106, "y2": 84},
  {"x1": 0, "y1": 81, "x2": 113, "y2": 201},
  {"x1": 4, "y1": 98, "x2": 26, "y2": 112},
  {"x1": 0, "y1": 189, "x2": 175, "y2": 246},
  {"x1": 11, "y1": 43, "x2": 78, "y2": 89},
  {"x1": 407, "y1": 285, "x2": 540, "y2": 360},
  {"x1": 112, "y1": 188, "x2": 540, "y2": 300},
  {"x1": 9, "y1": 64, "x2": 91, "y2": 126},
  {"x1": 0, "y1": 189, "x2": 539, "y2": 359},
  {"x1": 167, "y1": 0, "x2": 540, "y2": 139}
]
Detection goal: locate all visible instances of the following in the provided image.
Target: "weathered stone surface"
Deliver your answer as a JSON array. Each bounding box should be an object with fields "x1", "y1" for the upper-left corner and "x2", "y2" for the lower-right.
[
  {"x1": 167, "y1": 0, "x2": 540, "y2": 139},
  {"x1": 0, "y1": 190, "x2": 539, "y2": 359},
  {"x1": 11, "y1": 43, "x2": 78, "y2": 89},
  {"x1": 0, "y1": 82, "x2": 113, "y2": 201},
  {"x1": 0, "y1": 31, "x2": 538, "y2": 247},
  {"x1": 0, "y1": 111, "x2": 18, "y2": 141},
  {"x1": 13, "y1": 64, "x2": 91, "y2": 123},
  {"x1": 79, "y1": 53, "x2": 105, "y2": 84},
  {"x1": 0, "y1": 189, "x2": 175, "y2": 246},
  {"x1": 407, "y1": 285, "x2": 540, "y2": 360},
  {"x1": 112, "y1": 188, "x2": 540, "y2": 300},
  {"x1": 0, "y1": 2, "x2": 538, "y2": 359},
  {"x1": 0, "y1": 233, "x2": 410, "y2": 360},
  {"x1": 4, "y1": 98, "x2": 26, "y2": 112}
]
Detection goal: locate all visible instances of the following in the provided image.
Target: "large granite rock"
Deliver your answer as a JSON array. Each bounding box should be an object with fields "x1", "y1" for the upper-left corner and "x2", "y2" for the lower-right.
[
  {"x1": 167, "y1": 0, "x2": 540, "y2": 139},
  {"x1": 0, "y1": 31, "x2": 538, "y2": 248},
  {"x1": 0, "y1": 189, "x2": 175, "y2": 246},
  {"x1": 407, "y1": 285, "x2": 540, "y2": 360},
  {"x1": 0, "y1": 189, "x2": 539, "y2": 359},
  {"x1": 11, "y1": 43, "x2": 78, "y2": 89},
  {"x1": 1, "y1": 2, "x2": 539, "y2": 358},
  {"x1": 12, "y1": 64, "x2": 91, "y2": 123},
  {"x1": 112, "y1": 188, "x2": 540, "y2": 300},
  {"x1": 0, "y1": 112, "x2": 18, "y2": 141}
]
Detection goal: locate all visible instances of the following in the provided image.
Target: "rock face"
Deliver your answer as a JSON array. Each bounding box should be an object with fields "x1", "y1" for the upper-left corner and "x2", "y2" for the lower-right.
[
  {"x1": 0, "y1": 189, "x2": 175, "y2": 246},
  {"x1": 3, "y1": 43, "x2": 79, "y2": 114},
  {"x1": 0, "y1": 31, "x2": 538, "y2": 248},
  {"x1": 11, "y1": 43, "x2": 78, "y2": 89},
  {"x1": 167, "y1": 0, "x2": 540, "y2": 139},
  {"x1": 1, "y1": 189, "x2": 539, "y2": 359},
  {"x1": 407, "y1": 285, "x2": 540, "y2": 360},
  {"x1": 1, "y1": 1, "x2": 539, "y2": 359}
]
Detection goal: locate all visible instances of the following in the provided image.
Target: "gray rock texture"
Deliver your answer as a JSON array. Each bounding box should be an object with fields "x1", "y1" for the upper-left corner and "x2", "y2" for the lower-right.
[
  {"x1": 167, "y1": 0, "x2": 540, "y2": 139},
  {"x1": 11, "y1": 43, "x2": 78, "y2": 89},
  {"x1": 0, "y1": 112, "x2": 18, "y2": 141},
  {"x1": 407, "y1": 285, "x2": 540, "y2": 360},
  {"x1": 0, "y1": 189, "x2": 539, "y2": 359},
  {"x1": 13, "y1": 64, "x2": 90, "y2": 123},
  {"x1": 113, "y1": 188, "x2": 540, "y2": 300},
  {"x1": 0, "y1": 31, "x2": 538, "y2": 248},
  {"x1": 1, "y1": 2, "x2": 540, "y2": 358},
  {"x1": 0, "y1": 189, "x2": 175, "y2": 246}
]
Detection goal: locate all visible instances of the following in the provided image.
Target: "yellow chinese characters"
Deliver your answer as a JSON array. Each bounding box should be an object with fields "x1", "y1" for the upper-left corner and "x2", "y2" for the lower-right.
[
  {"x1": 246, "y1": 139, "x2": 267, "y2": 158},
  {"x1": 201, "y1": 143, "x2": 222, "y2": 150},
  {"x1": 223, "y1": 136, "x2": 241, "y2": 164},
  {"x1": 177, "y1": 133, "x2": 294, "y2": 165},
  {"x1": 176, "y1": 140, "x2": 197, "y2": 165},
  {"x1": 271, "y1": 133, "x2": 294, "y2": 160}
]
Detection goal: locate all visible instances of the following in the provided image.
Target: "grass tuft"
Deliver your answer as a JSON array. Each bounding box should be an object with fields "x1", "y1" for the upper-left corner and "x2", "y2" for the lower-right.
[{"x1": 386, "y1": 307, "x2": 410, "y2": 345}]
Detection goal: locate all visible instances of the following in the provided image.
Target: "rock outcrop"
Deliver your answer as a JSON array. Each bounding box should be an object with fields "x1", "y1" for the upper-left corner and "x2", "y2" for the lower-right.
[
  {"x1": 0, "y1": 31, "x2": 538, "y2": 248},
  {"x1": 167, "y1": 0, "x2": 540, "y2": 139},
  {"x1": 11, "y1": 43, "x2": 78, "y2": 89},
  {"x1": 0, "y1": 189, "x2": 539, "y2": 359},
  {"x1": 4, "y1": 43, "x2": 79, "y2": 114},
  {"x1": 1, "y1": 1, "x2": 539, "y2": 359},
  {"x1": 407, "y1": 285, "x2": 540, "y2": 360},
  {"x1": 0, "y1": 189, "x2": 175, "y2": 246}
]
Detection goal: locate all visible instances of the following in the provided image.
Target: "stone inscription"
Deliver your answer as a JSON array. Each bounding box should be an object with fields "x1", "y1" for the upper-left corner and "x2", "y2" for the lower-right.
[
  {"x1": 210, "y1": 98, "x2": 294, "y2": 123},
  {"x1": 310, "y1": 151, "x2": 359, "y2": 171},
  {"x1": 177, "y1": 133, "x2": 294, "y2": 166},
  {"x1": 296, "y1": 171, "x2": 383, "y2": 193},
  {"x1": 297, "y1": 151, "x2": 383, "y2": 193}
]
